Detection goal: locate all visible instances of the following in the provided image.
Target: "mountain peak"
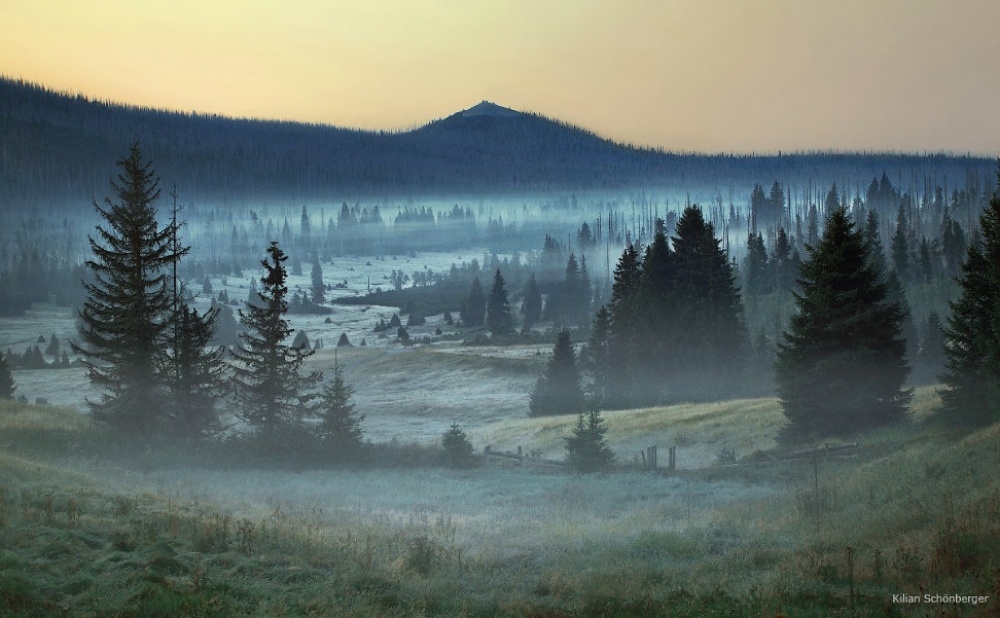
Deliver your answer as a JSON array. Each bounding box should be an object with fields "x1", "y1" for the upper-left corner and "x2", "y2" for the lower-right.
[{"x1": 460, "y1": 101, "x2": 520, "y2": 118}]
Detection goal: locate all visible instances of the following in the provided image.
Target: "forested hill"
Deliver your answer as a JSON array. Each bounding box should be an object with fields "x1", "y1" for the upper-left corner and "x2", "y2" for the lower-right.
[{"x1": 0, "y1": 76, "x2": 993, "y2": 208}]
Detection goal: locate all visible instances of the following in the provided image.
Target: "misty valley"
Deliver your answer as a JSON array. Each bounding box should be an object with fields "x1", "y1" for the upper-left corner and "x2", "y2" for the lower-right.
[{"x1": 0, "y1": 80, "x2": 999, "y2": 617}]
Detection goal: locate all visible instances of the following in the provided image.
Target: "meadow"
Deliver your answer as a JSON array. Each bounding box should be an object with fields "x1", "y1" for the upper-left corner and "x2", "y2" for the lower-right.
[
  {"x1": 2, "y1": 254, "x2": 998, "y2": 616},
  {"x1": 1, "y1": 382, "x2": 998, "y2": 617}
]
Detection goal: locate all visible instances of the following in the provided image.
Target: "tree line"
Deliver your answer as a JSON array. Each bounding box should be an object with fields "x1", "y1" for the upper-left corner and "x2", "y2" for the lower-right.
[
  {"x1": 61, "y1": 145, "x2": 364, "y2": 457},
  {"x1": 3, "y1": 145, "x2": 998, "y2": 467},
  {"x1": 526, "y1": 174, "x2": 1000, "y2": 446}
]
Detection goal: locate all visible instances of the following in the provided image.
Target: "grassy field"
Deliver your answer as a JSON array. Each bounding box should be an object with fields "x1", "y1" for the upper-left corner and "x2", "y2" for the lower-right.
[{"x1": 1, "y1": 384, "x2": 998, "y2": 617}]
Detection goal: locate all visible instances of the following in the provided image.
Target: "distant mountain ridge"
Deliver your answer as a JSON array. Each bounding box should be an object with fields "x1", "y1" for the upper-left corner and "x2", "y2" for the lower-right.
[{"x1": 0, "y1": 76, "x2": 992, "y2": 208}]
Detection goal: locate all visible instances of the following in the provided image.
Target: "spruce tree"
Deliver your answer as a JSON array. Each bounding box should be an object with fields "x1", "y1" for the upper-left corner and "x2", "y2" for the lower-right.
[
  {"x1": 775, "y1": 208, "x2": 910, "y2": 442},
  {"x1": 317, "y1": 359, "x2": 365, "y2": 456},
  {"x1": 772, "y1": 226, "x2": 793, "y2": 292},
  {"x1": 231, "y1": 242, "x2": 321, "y2": 443},
  {"x1": 863, "y1": 210, "x2": 888, "y2": 279},
  {"x1": 45, "y1": 334, "x2": 60, "y2": 358},
  {"x1": 584, "y1": 306, "x2": 612, "y2": 406},
  {"x1": 670, "y1": 205, "x2": 748, "y2": 400},
  {"x1": 441, "y1": 423, "x2": 475, "y2": 468},
  {"x1": 71, "y1": 144, "x2": 186, "y2": 432},
  {"x1": 638, "y1": 221, "x2": 676, "y2": 399},
  {"x1": 311, "y1": 256, "x2": 325, "y2": 304},
  {"x1": 891, "y1": 204, "x2": 910, "y2": 282},
  {"x1": 529, "y1": 330, "x2": 584, "y2": 417},
  {"x1": 605, "y1": 244, "x2": 644, "y2": 408},
  {"x1": 486, "y1": 268, "x2": 513, "y2": 336},
  {"x1": 562, "y1": 253, "x2": 589, "y2": 327},
  {"x1": 807, "y1": 204, "x2": 819, "y2": 247},
  {"x1": 743, "y1": 232, "x2": 770, "y2": 295},
  {"x1": 918, "y1": 237, "x2": 934, "y2": 284},
  {"x1": 522, "y1": 273, "x2": 542, "y2": 330},
  {"x1": 0, "y1": 350, "x2": 14, "y2": 400},
  {"x1": 162, "y1": 305, "x2": 227, "y2": 438},
  {"x1": 824, "y1": 184, "x2": 841, "y2": 213},
  {"x1": 461, "y1": 276, "x2": 486, "y2": 327},
  {"x1": 940, "y1": 189, "x2": 1000, "y2": 425},
  {"x1": 564, "y1": 408, "x2": 614, "y2": 473},
  {"x1": 885, "y1": 269, "x2": 918, "y2": 375}
]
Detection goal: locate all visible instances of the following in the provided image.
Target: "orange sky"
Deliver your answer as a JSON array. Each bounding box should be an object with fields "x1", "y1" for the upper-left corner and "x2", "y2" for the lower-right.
[{"x1": 2, "y1": 0, "x2": 999, "y2": 154}]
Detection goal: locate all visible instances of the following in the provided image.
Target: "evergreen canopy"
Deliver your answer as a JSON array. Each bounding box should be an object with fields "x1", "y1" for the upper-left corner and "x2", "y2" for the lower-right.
[
  {"x1": 317, "y1": 359, "x2": 365, "y2": 455},
  {"x1": 71, "y1": 144, "x2": 186, "y2": 432},
  {"x1": 0, "y1": 350, "x2": 14, "y2": 400},
  {"x1": 521, "y1": 273, "x2": 542, "y2": 330},
  {"x1": 775, "y1": 207, "x2": 910, "y2": 442},
  {"x1": 231, "y1": 242, "x2": 321, "y2": 441},
  {"x1": 940, "y1": 186, "x2": 1000, "y2": 425},
  {"x1": 564, "y1": 409, "x2": 614, "y2": 473},
  {"x1": 486, "y1": 268, "x2": 513, "y2": 335},
  {"x1": 529, "y1": 330, "x2": 584, "y2": 417},
  {"x1": 596, "y1": 208, "x2": 748, "y2": 408},
  {"x1": 460, "y1": 276, "x2": 486, "y2": 327},
  {"x1": 162, "y1": 305, "x2": 227, "y2": 438}
]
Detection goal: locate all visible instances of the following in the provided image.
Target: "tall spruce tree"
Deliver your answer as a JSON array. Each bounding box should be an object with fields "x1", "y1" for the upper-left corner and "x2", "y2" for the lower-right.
[
  {"x1": 231, "y1": 242, "x2": 321, "y2": 443},
  {"x1": 317, "y1": 358, "x2": 365, "y2": 456},
  {"x1": 744, "y1": 231, "x2": 770, "y2": 295},
  {"x1": 940, "y1": 188, "x2": 1000, "y2": 425},
  {"x1": 772, "y1": 227, "x2": 793, "y2": 291},
  {"x1": 160, "y1": 186, "x2": 225, "y2": 438},
  {"x1": 885, "y1": 269, "x2": 919, "y2": 375},
  {"x1": 529, "y1": 330, "x2": 584, "y2": 417},
  {"x1": 522, "y1": 273, "x2": 542, "y2": 330},
  {"x1": 71, "y1": 144, "x2": 186, "y2": 432},
  {"x1": 584, "y1": 306, "x2": 612, "y2": 406},
  {"x1": 461, "y1": 276, "x2": 486, "y2": 327},
  {"x1": 0, "y1": 350, "x2": 14, "y2": 400},
  {"x1": 891, "y1": 204, "x2": 910, "y2": 282},
  {"x1": 807, "y1": 204, "x2": 820, "y2": 247},
  {"x1": 311, "y1": 256, "x2": 325, "y2": 304},
  {"x1": 162, "y1": 305, "x2": 227, "y2": 438},
  {"x1": 863, "y1": 210, "x2": 888, "y2": 279},
  {"x1": 775, "y1": 207, "x2": 910, "y2": 442},
  {"x1": 562, "y1": 253, "x2": 589, "y2": 327},
  {"x1": 486, "y1": 268, "x2": 513, "y2": 336},
  {"x1": 637, "y1": 220, "x2": 676, "y2": 400},
  {"x1": 605, "y1": 244, "x2": 644, "y2": 407},
  {"x1": 669, "y1": 205, "x2": 748, "y2": 400}
]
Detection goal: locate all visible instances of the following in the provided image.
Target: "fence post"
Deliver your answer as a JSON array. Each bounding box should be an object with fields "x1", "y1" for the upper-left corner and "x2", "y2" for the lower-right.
[
  {"x1": 668, "y1": 446, "x2": 676, "y2": 471},
  {"x1": 847, "y1": 545, "x2": 855, "y2": 608}
]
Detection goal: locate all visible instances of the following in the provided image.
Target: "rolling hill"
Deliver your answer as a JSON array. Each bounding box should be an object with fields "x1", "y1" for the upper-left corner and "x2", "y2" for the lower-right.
[{"x1": 0, "y1": 76, "x2": 993, "y2": 209}]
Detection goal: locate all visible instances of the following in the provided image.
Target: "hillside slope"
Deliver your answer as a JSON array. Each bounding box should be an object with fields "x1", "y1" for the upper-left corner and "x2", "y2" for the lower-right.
[
  {"x1": 1, "y1": 389, "x2": 998, "y2": 616},
  {"x1": 1, "y1": 77, "x2": 992, "y2": 208}
]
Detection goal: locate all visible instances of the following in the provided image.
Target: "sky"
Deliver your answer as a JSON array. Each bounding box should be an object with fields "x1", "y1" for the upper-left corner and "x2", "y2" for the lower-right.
[{"x1": 2, "y1": 0, "x2": 999, "y2": 155}]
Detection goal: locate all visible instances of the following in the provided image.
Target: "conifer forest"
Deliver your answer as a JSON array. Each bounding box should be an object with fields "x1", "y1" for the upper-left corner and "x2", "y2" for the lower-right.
[{"x1": 1, "y1": 77, "x2": 999, "y2": 616}]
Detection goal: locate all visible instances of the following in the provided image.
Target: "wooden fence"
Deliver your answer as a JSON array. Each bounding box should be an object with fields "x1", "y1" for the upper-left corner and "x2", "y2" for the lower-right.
[{"x1": 482, "y1": 444, "x2": 679, "y2": 472}]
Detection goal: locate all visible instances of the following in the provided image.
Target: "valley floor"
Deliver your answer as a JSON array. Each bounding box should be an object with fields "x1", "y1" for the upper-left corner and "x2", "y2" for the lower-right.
[{"x1": 1, "y1": 387, "x2": 998, "y2": 617}]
